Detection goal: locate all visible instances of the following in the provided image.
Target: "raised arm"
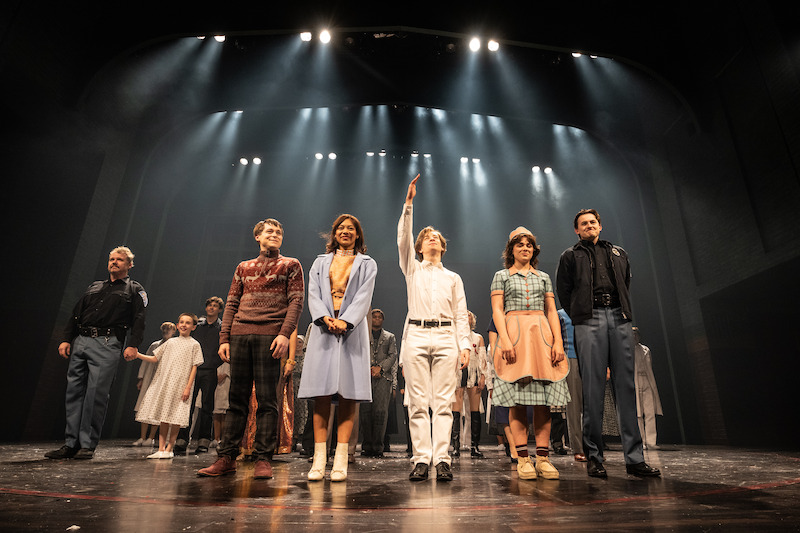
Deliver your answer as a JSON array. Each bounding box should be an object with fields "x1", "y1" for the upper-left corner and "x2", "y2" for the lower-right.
[{"x1": 398, "y1": 174, "x2": 420, "y2": 276}]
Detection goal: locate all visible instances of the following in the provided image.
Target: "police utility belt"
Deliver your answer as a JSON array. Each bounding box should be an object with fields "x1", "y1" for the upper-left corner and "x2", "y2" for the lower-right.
[
  {"x1": 408, "y1": 319, "x2": 452, "y2": 328},
  {"x1": 592, "y1": 293, "x2": 620, "y2": 308}
]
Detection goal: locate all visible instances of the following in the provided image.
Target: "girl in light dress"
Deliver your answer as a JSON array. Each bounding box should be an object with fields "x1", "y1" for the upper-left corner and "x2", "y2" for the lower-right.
[{"x1": 135, "y1": 313, "x2": 204, "y2": 459}]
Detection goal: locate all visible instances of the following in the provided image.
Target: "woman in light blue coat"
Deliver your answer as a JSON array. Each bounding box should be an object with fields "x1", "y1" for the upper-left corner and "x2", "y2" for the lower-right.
[{"x1": 299, "y1": 214, "x2": 377, "y2": 482}]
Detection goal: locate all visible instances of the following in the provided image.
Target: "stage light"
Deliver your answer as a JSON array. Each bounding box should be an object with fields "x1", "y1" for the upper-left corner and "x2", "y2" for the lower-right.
[
  {"x1": 590, "y1": 55, "x2": 598, "y2": 59},
  {"x1": 572, "y1": 52, "x2": 582, "y2": 58},
  {"x1": 315, "y1": 153, "x2": 324, "y2": 160},
  {"x1": 328, "y1": 152, "x2": 337, "y2": 160},
  {"x1": 411, "y1": 151, "x2": 419, "y2": 157},
  {"x1": 488, "y1": 40, "x2": 499, "y2": 52},
  {"x1": 532, "y1": 166, "x2": 540, "y2": 172},
  {"x1": 253, "y1": 157, "x2": 262, "y2": 165},
  {"x1": 423, "y1": 153, "x2": 432, "y2": 158},
  {"x1": 320, "y1": 30, "x2": 331, "y2": 44},
  {"x1": 460, "y1": 156, "x2": 469, "y2": 163},
  {"x1": 472, "y1": 158, "x2": 480, "y2": 163},
  {"x1": 240, "y1": 158, "x2": 248, "y2": 165},
  {"x1": 469, "y1": 38, "x2": 481, "y2": 52},
  {"x1": 544, "y1": 167, "x2": 553, "y2": 174},
  {"x1": 214, "y1": 35, "x2": 226, "y2": 43},
  {"x1": 366, "y1": 151, "x2": 375, "y2": 156},
  {"x1": 379, "y1": 150, "x2": 387, "y2": 157},
  {"x1": 300, "y1": 32, "x2": 312, "y2": 42},
  {"x1": 196, "y1": 36, "x2": 206, "y2": 40}
]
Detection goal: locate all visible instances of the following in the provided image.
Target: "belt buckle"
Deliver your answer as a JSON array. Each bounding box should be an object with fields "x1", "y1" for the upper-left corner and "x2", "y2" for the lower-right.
[
  {"x1": 89, "y1": 326, "x2": 99, "y2": 337},
  {"x1": 601, "y1": 294, "x2": 612, "y2": 306},
  {"x1": 425, "y1": 319, "x2": 439, "y2": 328}
]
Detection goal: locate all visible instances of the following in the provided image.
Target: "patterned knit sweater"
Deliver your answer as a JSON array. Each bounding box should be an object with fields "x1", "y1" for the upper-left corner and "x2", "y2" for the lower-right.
[{"x1": 220, "y1": 249, "x2": 305, "y2": 343}]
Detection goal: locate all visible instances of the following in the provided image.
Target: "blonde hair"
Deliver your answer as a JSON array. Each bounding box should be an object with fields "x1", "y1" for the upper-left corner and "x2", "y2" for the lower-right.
[{"x1": 110, "y1": 246, "x2": 134, "y2": 267}]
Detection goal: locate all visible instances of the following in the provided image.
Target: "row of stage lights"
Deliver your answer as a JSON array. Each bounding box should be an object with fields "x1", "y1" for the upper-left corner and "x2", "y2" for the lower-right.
[
  {"x1": 237, "y1": 154, "x2": 553, "y2": 173},
  {"x1": 200, "y1": 32, "x2": 600, "y2": 58}
]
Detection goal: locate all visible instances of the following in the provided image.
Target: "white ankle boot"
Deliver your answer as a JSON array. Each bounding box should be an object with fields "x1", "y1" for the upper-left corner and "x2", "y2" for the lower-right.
[
  {"x1": 330, "y1": 442, "x2": 349, "y2": 482},
  {"x1": 308, "y1": 442, "x2": 327, "y2": 481}
]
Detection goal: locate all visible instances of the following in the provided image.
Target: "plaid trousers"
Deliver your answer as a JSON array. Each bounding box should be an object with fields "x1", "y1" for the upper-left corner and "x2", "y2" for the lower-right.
[{"x1": 218, "y1": 334, "x2": 281, "y2": 461}]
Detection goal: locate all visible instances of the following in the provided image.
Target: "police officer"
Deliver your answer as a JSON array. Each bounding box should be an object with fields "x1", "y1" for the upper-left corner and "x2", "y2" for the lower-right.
[{"x1": 46, "y1": 246, "x2": 147, "y2": 460}]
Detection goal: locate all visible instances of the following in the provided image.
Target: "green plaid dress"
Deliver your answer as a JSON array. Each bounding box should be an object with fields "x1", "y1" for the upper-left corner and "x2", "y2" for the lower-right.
[{"x1": 490, "y1": 269, "x2": 571, "y2": 407}]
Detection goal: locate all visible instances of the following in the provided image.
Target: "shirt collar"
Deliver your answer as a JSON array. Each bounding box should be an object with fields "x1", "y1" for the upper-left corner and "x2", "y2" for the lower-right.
[
  {"x1": 420, "y1": 259, "x2": 444, "y2": 270},
  {"x1": 508, "y1": 266, "x2": 539, "y2": 277}
]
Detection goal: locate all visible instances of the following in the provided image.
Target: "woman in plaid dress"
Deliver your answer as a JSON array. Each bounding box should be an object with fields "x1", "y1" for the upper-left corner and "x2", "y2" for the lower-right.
[{"x1": 490, "y1": 227, "x2": 569, "y2": 480}]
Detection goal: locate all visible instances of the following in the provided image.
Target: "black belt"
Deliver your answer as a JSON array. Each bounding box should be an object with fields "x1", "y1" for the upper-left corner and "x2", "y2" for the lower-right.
[
  {"x1": 408, "y1": 319, "x2": 452, "y2": 328},
  {"x1": 78, "y1": 326, "x2": 117, "y2": 338},
  {"x1": 592, "y1": 293, "x2": 620, "y2": 308}
]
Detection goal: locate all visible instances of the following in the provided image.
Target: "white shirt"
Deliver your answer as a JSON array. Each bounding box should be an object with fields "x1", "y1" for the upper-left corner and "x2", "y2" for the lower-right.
[{"x1": 397, "y1": 204, "x2": 470, "y2": 352}]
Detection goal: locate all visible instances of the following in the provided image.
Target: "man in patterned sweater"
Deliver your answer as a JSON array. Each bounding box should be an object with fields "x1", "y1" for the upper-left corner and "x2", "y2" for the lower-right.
[{"x1": 198, "y1": 218, "x2": 304, "y2": 480}]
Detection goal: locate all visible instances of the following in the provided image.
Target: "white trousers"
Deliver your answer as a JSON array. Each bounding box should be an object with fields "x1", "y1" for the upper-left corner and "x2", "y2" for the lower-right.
[{"x1": 403, "y1": 326, "x2": 459, "y2": 466}]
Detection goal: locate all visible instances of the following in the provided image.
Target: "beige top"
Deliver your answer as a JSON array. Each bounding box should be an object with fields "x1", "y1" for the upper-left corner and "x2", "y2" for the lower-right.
[{"x1": 330, "y1": 250, "x2": 355, "y2": 312}]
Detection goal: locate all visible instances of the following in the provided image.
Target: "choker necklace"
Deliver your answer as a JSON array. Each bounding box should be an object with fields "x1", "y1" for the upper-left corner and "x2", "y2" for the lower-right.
[{"x1": 335, "y1": 249, "x2": 355, "y2": 257}]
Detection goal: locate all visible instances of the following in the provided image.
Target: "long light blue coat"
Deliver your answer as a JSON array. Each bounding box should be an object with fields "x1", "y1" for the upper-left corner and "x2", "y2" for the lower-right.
[{"x1": 298, "y1": 253, "x2": 377, "y2": 401}]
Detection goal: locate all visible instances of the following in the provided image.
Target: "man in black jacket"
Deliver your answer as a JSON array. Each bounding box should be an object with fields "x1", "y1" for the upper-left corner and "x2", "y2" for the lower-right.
[{"x1": 556, "y1": 209, "x2": 660, "y2": 479}]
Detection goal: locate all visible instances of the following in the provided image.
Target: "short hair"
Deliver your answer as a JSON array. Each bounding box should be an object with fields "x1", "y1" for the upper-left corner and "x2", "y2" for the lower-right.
[
  {"x1": 467, "y1": 311, "x2": 476, "y2": 327},
  {"x1": 178, "y1": 312, "x2": 198, "y2": 325},
  {"x1": 502, "y1": 233, "x2": 541, "y2": 269},
  {"x1": 110, "y1": 246, "x2": 134, "y2": 267},
  {"x1": 414, "y1": 226, "x2": 447, "y2": 259},
  {"x1": 324, "y1": 214, "x2": 367, "y2": 254},
  {"x1": 160, "y1": 321, "x2": 176, "y2": 335},
  {"x1": 371, "y1": 308, "x2": 385, "y2": 319},
  {"x1": 205, "y1": 296, "x2": 224, "y2": 310},
  {"x1": 253, "y1": 218, "x2": 283, "y2": 238},
  {"x1": 573, "y1": 209, "x2": 601, "y2": 229}
]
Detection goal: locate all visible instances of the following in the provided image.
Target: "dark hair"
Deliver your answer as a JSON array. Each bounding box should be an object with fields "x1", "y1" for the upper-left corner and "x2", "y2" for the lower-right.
[
  {"x1": 178, "y1": 312, "x2": 199, "y2": 325},
  {"x1": 502, "y1": 234, "x2": 540, "y2": 269},
  {"x1": 205, "y1": 296, "x2": 224, "y2": 310},
  {"x1": 324, "y1": 214, "x2": 367, "y2": 254},
  {"x1": 573, "y1": 209, "x2": 601, "y2": 229},
  {"x1": 253, "y1": 218, "x2": 283, "y2": 238}
]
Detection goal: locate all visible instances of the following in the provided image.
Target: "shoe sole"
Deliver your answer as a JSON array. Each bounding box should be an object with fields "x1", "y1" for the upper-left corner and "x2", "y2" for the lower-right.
[
  {"x1": 537, "y1": 471, "x2": 560, "y2": 480},
  {"x1": 197, "y1": 469, "x2": 236, "y2": 477}
]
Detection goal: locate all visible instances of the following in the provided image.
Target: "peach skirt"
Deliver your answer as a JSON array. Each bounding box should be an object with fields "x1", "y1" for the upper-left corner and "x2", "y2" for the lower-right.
[{"x1": 494, "y1": 311, "x2": 569, "y2": 383}]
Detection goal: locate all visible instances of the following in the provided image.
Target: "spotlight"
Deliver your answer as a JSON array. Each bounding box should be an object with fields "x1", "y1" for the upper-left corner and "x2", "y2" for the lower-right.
[
  {"x1": 253, "y1": 157, "x2": 262, "y2": 165},
  {"x1": 460, "y1": 156, "x2": 469, "y2": 163},
  {"x1": 214, "y1": 35, "x2": 226, "y2": 43},
  {"x1": 196, "y1": 36, "x2": 206, "y2": 40},
  {"x1": 366, "y1": 151, "x2": 375, "y2": 157},
  {"x1": 411, "y1": 151, "x2": 419, "y2": 157},
  {"x1": 544, "y1": 167, "x2": 553, "y2": 174},
  {"x1": 240, "y1": 158, "x2": 248, "y2": 165},
  {"x1": 445, "y1": 43, "x2": 456, "y2": 53},
  {"x1": 532, "y1": 166, "x2": 540, "y2": 172},
  {"x1": 572, "y1": 52, "x2": 582, "y2": 58},
  {"x1": 590, "y1": 55, "x2": 598, "y2": 59},
  {"x1": 328, "y1": 153, "x2": 337, "y2": 160},
  {"x1": 379, "y1": 150, "x2": 387, "y2": 157},
  {"x1": 423, "y1": 153, "x2": 432, "y2": 158},
  {"x1": 472, "y1": 158, "x2": 480, "y2": 163},
  {"x1": 487, "y1": 40, "x2": 499, "y2": 52},
  {"x1": 319, "y1": 30, "x2": 331, "y2": 44},
  {"x1": 300, "y1": 32, "x2": 312, "y2": 42},
  {"x1": 315, "y1": 153, "x2": 324, "y2": 160},
  {"x1": 469, "y1": 38, "x2": 481, "y2": 52}
]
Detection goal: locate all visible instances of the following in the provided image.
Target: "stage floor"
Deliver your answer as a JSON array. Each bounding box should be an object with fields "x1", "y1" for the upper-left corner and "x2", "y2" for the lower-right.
[{"x1": 2, "y1": 441, "x2": 799, "y2": 531}]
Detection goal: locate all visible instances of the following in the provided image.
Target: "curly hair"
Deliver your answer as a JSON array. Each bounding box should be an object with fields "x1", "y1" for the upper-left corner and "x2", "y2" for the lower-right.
[{"x1": 502, "y1": 233, "x2": 540, "y2": 269}]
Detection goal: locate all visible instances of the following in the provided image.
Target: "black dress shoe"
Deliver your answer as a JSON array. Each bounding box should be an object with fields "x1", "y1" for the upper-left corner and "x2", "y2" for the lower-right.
[
  {"x1": 435, "y1": 462, "x2": 453, "y2": 482},
  {"x1": 45, "y1": 445, "x2": 79, "y2": 459},
  {"x1": 195, "y1": 446, "x2": 209, "y2": 454},
  {"x1": 73, "y1": 448, "x2": 95, "y2": 460},
  {"x1": 626, "y1": 461, "x2": 661, "y2": 477},
  {"x1": 409, "y1": 463, "x2": 429, "y2": 481},
  {"x1": 587, "y1": 458, "x2": 607, "y2": 478}
]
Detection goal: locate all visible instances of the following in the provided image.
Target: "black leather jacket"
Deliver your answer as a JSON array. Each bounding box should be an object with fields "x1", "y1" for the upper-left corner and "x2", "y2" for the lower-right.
[{"x1": 556, "y1": 239, "x2": 632, "y2": 325}]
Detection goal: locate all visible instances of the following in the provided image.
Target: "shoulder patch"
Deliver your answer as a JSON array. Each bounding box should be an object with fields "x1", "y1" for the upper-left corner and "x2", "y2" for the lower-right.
[
  {"x1": 139, "y1": 290, "x2": 149, "y2": 307},
  {"x1": 612, "y1": 248, "x2": 621, "y2": 256}
]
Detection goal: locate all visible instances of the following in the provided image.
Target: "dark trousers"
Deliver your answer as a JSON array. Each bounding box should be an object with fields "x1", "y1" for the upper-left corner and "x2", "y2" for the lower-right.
[
  {"x1": 64, "y1": 335, "x2": 122, "y2": 449},
  {"x1": 218, "y1": 334, "x2": 280, "y2": 461},
  {"x1": 360, "y1": 377, "x2": 392, "y2": 454},
  {"x1": 574, "y1": 307, "x2": 643, "y2": 465},
  {"x1": 177, "y1": 367, "x2": 217, "y2": 446}
]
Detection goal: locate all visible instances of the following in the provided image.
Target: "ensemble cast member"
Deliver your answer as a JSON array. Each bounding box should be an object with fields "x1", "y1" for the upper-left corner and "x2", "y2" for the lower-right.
[
  {"x1": 633, "y1": 327, "x2": 662, "y2": 450},
  {"x1": 46, "y1": 246, "x2": 147, "y2": 460},
  {"x1": 174, "y1": 296, "x2": 224, "y2": 454},
  {"x1": 556, "y1": 208, "x2": 660, "y2": 478},
  {"x1": 398, "y1": 174, "x2": 470, "y2": 482},
  {"x1": 198, "y1": 218, "x2": 304, "y2": 479},
  {"x1": 132, "y1": 321, "x2": 176, "y2": 447},
  {"x1": 299, "y1": 214, "x2": 377, "y2": 482},
  {"x1": 558, "y1": 308, "x2": 587, "y2": 462},
  {"x1": 491, "y1": 227, "x2": 569, "y2": 480},
  {"x1": 135, "y1": 313, "x2": 203, "y2": 459},
  {"x1": 359, "y1": 308, "x2": 398, "y2": 458},
  {"x1": 451, "y1": 311, "x2": 489, "y2": 458}
]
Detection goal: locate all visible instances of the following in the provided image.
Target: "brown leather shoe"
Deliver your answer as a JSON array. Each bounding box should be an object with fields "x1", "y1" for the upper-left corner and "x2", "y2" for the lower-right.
[
  {"x1": 574, "y1": 453, "x2": 587, "y2": 462},
  {"x1": 253, "y1": 460, "x2": 273, "y2": 479},
  {"x1": 197, "y1": 456, "x2": 237, "y2": 477}
]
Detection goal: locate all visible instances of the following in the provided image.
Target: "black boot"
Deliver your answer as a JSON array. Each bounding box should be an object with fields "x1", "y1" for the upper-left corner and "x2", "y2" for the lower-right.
[
  {"x1": 450, "y1": 413, "x2": 461, "y2": 457},
  {"x1": 470, "y1": 412, "x2": 484, "y2": 458}
]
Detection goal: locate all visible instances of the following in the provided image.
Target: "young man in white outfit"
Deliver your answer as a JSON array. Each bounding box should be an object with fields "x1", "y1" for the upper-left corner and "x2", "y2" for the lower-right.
[{"x1": 398, "y1": 174, "x2": 470, "y2": 482}]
